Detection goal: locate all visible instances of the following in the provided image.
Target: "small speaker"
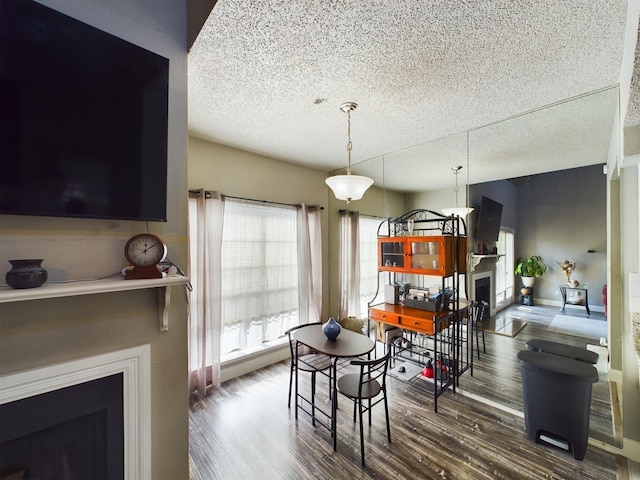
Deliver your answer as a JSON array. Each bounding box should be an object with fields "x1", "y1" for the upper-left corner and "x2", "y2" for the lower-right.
[{"x1": 385, "y1": 284, "x2": 399, "y2": 304}]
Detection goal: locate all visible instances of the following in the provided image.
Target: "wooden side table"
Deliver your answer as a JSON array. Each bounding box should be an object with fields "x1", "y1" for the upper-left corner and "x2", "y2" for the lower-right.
[{"x1": 559, "y1": 286, "x2": 590, "y2": 315}]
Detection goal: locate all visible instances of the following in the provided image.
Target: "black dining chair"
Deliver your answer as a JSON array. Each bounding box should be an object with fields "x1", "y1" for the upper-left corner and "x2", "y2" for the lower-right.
[
  {"x1": 336, "y1": 351, "x2": 391, "y2": 467},
  {"x1": 470, "y1": 300, "x2": 489, "y2": 358},
  {"x1": 285, "y1": 323, "x2": 332, "y2": 411}
]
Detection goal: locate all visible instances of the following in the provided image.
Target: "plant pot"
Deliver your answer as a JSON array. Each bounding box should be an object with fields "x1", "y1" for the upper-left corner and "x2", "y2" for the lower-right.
[{"x1": 521, "y1": 276, "x2": 536, "y2": 288}]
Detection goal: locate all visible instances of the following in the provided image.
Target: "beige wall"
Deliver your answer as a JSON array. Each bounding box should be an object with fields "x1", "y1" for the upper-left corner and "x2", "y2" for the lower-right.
[
  {"x1": 189, "y1": 138, "x2": 330, "y2": 211},
  {"x1": 0, "y1": 0, "x2": 190, "y2": 477},
  {"x1": 618, "y1": 164, "x2": 640, "y2": 449}
]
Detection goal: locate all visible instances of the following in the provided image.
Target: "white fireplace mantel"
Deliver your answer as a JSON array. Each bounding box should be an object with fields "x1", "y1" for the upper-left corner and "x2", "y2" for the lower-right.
[{"x1": 0, "y1": 275, "x2": 189, "y2": 332}]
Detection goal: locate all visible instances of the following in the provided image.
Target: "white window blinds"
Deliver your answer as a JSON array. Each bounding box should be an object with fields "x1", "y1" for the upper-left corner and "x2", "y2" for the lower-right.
[{"x1": 220, "y1": 199, "x2": 299, "y2": 354}]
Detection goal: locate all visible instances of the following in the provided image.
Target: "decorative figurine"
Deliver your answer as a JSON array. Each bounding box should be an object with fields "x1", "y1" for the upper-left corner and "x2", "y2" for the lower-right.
[{"x1": 557, "y1": 259, "x2": 576, "y2": 285}]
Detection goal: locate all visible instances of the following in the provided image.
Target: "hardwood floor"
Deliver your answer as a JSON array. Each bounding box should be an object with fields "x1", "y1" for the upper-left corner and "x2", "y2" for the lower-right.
[
  {"x1": 460, "y1": 303, "x2": 614, "y2": 446},
  {"x1": 189, "y1": 304, "x2": 622, "y2": 479}
]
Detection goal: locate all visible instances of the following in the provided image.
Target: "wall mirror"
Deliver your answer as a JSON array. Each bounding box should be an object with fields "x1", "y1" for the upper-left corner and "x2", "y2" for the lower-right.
[{"x1": 329, "y1": 85, "x2": 619, "y2": 447}]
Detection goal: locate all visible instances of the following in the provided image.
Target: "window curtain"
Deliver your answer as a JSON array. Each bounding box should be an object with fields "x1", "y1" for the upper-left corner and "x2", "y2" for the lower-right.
[
  {"x1": 339, "y1": 210, "x2": 361, "y2": 320},
  {"x1": 188, "y1": 190, "x2": 224, "y2": 396},
  {"x1": 358, "y1": 216, "x2": 384, "y2": 314},
  {"x1": 297, "y1": 204, "x2": 322, "y2": 325}
]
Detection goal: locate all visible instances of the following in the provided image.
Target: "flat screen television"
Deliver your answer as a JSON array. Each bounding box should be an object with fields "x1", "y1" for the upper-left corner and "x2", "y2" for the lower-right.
[
  {"x1": 0, "y1": 0, "x2": 169, "y2": 221},
  {"x1": 476, "y1": 196, "x2": 503, "y2": 243}
]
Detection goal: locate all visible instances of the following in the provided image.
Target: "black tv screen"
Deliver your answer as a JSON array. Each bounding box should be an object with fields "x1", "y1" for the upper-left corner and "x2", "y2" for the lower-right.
[
  {"x1": 476, "y1": 196, "x2": 503, "y2": 243},
  {"x1": 0, "y1": 0, "x2": 169, "y2": 221}
]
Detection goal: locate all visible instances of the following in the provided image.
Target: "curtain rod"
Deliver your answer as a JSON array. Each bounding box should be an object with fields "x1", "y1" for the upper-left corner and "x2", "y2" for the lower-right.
[
  {"x1": 188, "y1": 190, "x2": 323, "y2": 210},
  {"x1": 338, "y1": 209, "x2": 383, "y2": 219}
]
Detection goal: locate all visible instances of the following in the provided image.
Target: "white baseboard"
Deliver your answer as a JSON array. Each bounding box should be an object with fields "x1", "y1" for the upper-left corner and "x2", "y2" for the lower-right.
[
  {"x1": 609, "y1": 368, "x2": 623, "y2": 386},
  {"x1": 624, "y1": 437, "x2": 640, "y2": 463},
  {"x1": 534, "y1": 298, "x2": 606, "y2": 313},
  {"x1": 220, "y1": 345, "x2": 289, "y2": 383}
]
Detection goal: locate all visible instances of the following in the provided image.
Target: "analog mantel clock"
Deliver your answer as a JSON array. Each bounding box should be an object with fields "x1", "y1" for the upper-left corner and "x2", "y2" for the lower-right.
[{"x1": 124, "y1": 233, "x2": 167, "y2": 280}]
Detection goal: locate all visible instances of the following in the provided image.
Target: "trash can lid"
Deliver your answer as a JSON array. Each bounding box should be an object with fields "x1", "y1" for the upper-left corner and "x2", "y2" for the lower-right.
[
  {"x1": 525, "y1": 338, "x2": 599, "y2": 364},
  {"x1": 517, "y1": 350, "x2": 598, "y2": 382}
]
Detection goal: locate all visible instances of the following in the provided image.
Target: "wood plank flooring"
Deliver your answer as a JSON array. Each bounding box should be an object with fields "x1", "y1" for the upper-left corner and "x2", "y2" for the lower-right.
[
  {"x1": 463, "y1": 304, "x2": 613, "y2": 446},
  {"x1": 189, "y1": 305, "x2": 622, "y2": 479}
]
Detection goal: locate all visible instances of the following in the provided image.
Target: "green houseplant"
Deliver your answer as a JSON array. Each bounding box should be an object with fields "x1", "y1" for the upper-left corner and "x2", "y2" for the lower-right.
[{"x1": 514, "y1": 255, "x2": 547, "y2": 287}]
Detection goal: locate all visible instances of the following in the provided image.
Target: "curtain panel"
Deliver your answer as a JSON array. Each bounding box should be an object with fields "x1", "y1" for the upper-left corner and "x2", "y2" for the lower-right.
[
  {"x1": 297, "y1": 204, "x2": 323, "y2": 325},
  {"x1": 339, "y1": 210, "x2": 361, "y2": 320},
  {"x1": 188, "y1": 190, "x2": 224, "y2": 396}
]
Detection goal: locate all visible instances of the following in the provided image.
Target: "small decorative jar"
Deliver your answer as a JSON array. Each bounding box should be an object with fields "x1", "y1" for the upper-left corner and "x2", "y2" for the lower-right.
[
  {"x1": 569, "y1": 292, "x2": 583, "y2": 304},
  {"x1": 5, "y1": 259, "x2": 48, "y2": 289},
  {"x1": 322, "y1": 317, "x2": 341, "y2": 341}
]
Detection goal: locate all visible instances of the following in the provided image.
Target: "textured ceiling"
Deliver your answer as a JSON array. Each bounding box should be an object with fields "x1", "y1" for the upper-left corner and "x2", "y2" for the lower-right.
[
  {"x1": 625, "y1": 23, "x2": 640, "y2": 127},
  {"x1": 188, "y1": 1, "x2": 633, "y2": 192}
]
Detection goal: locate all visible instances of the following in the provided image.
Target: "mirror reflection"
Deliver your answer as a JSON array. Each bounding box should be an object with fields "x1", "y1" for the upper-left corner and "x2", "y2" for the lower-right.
[{"x1": 331, "y1": 86, "x2": 618, "y2": 447}]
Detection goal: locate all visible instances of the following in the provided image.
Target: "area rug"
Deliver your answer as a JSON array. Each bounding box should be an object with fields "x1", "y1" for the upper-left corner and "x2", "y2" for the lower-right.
[
  {"x1": 484, "y1": 316, "x2": 527, "y2": 338},
  {"x1": 547, "y1": 315, "x2": 607, "y2": 340},
  {"x1": 388, "y1": 361, "x2": 423, "y2": 382}
]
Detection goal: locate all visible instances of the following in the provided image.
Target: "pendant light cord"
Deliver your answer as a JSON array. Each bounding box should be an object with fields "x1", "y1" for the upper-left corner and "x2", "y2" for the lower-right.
[
  {"x1": 346, "y1": 107, "x2": 352, "y2": 175},
  {"x1": 451, "y1": 165, "x2": 463, "y2": 208}
]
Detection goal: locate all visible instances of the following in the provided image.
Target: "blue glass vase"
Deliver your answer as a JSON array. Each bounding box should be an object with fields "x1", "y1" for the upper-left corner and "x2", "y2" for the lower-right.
[{"x1": 322, "y1": 317, "x2": 341, "y2": 341}]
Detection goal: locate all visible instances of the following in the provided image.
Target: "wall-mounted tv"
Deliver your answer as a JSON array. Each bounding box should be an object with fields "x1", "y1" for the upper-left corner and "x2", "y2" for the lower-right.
[
  {"x1": 476, "y1": 196, "x2": 503, "y2": 243},
  {"x1": 0, "y1": 0, "x2": 169, "y2": 221}
]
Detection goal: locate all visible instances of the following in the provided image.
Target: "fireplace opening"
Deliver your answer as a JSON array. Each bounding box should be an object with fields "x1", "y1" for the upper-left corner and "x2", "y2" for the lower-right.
[
  {"x1": 0, "y1": 373, "x2": 124, "y2": 480},
  {"x1": 475, "y1": 276, "x2": 491, "y2": 312}
]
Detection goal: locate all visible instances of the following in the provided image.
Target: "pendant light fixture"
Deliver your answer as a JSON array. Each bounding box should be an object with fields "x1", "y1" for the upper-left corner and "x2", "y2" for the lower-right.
[
  {"x1": 325, "y1": 102, "x2": 374, "y2": 204},
  {"x1": 442, "y1": 165, "x2": 474, "y2": 217}
]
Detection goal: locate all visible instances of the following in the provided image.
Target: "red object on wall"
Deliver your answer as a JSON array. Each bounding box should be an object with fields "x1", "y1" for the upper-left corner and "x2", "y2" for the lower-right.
[{"x1": 602, "y1": 285, "x2": 607, "y2": 317}]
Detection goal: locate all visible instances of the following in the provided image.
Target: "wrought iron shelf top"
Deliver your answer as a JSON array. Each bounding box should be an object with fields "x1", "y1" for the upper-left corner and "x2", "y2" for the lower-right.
[{"x1": 377, "y1": 208, "x2": 468, "y2": 237}]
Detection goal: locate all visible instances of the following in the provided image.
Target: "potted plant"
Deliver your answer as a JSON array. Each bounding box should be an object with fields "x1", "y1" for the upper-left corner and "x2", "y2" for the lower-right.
[{"x1": 514, "y1": 255, "x2": 547, "y2": 287}]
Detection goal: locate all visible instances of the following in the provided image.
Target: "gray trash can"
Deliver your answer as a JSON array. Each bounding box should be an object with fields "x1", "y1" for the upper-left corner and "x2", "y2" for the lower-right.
[{"x1": 517, "y1": 350, "x2": 598, "y2": 460}]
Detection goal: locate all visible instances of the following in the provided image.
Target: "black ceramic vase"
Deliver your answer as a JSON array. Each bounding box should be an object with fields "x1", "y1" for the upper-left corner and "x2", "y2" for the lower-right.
[
  {"x1": 5, "y1": 259, "x2": 48, "y2": 289},
  {"x1": 322, "y1": 317, "x2": 341, "y2": 341}
]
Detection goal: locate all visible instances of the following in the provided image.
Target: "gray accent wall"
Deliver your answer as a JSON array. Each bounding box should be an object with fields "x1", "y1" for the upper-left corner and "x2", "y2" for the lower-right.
[{"x1": 514, "y1": 165, "x2": 607, "y2": 306}]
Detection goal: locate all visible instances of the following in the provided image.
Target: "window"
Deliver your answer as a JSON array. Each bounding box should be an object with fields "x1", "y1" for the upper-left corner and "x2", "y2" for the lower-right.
[
  {"x1": 220, "y1": 200, "x2": 298, "y2": 356},
  {"x1": 188, "y1": 194, "x2": 321, "y2": 393},
  {"x1": 494, "y1": 228, "x2": 514, "y2": 311},
  {"x1": 358, "y1": 216, "x2": 383, "y2": 316}
]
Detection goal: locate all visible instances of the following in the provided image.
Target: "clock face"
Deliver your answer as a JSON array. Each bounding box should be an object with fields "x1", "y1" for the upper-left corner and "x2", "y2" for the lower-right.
[{"x1": 125, "y1": 234, "x2": 167, "y2": 268}]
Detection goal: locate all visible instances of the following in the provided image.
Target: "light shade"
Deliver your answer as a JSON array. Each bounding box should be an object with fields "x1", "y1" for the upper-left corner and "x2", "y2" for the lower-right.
[
  {"x1": 325, "y1": 175, "x2": 374, "y2": 202},
  {"x1": 442, "y1": 207, "x2": 474, "y2": 217}
]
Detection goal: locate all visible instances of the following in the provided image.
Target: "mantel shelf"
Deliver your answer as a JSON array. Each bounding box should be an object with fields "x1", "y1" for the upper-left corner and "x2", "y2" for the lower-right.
[
  {"x1": 0, "y1": 275, "x2": 189, "y2": 332},
  {"x1": 468, "y1": 254, "x2": 503, "y2": 272}
]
